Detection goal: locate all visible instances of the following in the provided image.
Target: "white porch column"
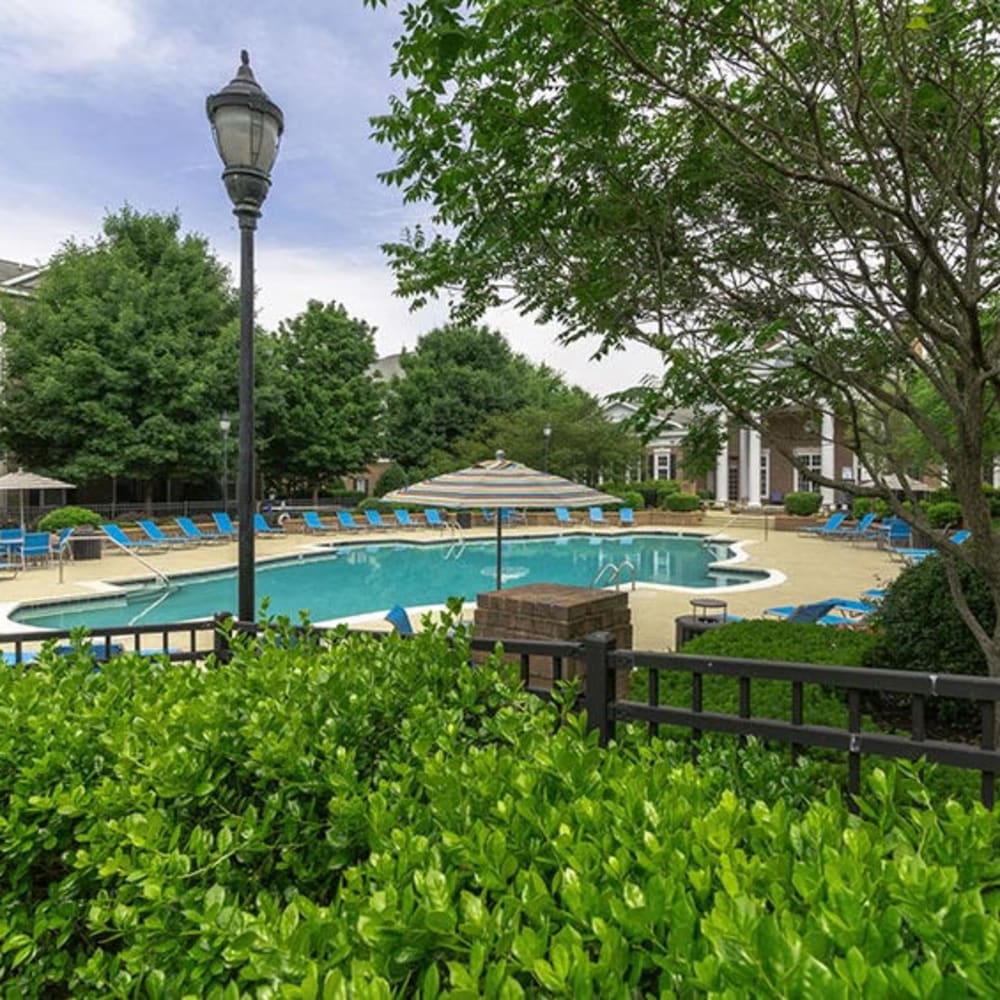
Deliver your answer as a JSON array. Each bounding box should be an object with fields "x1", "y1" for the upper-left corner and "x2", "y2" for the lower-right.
[
  {"x1": 715, "y1": 424, "x2": 729, "y2": 502},
  {"x1": 992, "y1": 457, "x2": 1000, "y2": 489},
  {"x1": 820, "y1": 410, "x2": 836, "y2": 508},
  {"x1": 747, "y1": 427, "x2": 762, "y2": 508}
]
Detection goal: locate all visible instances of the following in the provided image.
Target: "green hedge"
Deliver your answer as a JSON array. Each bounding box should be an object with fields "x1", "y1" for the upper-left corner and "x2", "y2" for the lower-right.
[
  {"x1": 784, "y1": 491, "x2": 822, "y2": 516},
  {"x1": 3, "y1": 622, "x2": 1000, "y2": 995},
  {"x1": 663, "y1": 491, "x2": 700, "y2": 512},
  {"x1": 37, "y1": 506, "x2": 102, "y2": 532}
]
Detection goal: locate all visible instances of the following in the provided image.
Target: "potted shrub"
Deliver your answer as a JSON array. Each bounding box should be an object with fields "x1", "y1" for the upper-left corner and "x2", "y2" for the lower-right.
[{"x1": 38, "y1": 505, "x2": 104, "y2": 560}]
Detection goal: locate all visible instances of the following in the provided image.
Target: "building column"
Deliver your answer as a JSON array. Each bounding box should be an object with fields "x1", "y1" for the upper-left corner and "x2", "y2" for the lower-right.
[
  {"x1": 820, "y1": 410, "x2": 836, "y2": 508},
  {"x1": 747, "y1": 426, "x2": 762, "y2": 508},
  {"x1": 992, "y1": 457, "x2": 1000, "y2": 489},
  {"x1": 715, "y1": 426, "x2": 729, "y2": 503}
]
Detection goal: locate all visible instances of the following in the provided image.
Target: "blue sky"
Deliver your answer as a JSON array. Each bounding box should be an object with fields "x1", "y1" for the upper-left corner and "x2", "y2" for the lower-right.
[{"x1": 1, "y1": 0, "x2": 662, "y2": 395}]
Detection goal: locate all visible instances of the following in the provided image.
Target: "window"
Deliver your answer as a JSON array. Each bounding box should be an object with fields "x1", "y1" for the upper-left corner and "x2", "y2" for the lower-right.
[
  {"x1": 796, "y1": 452, "x2": 822, "y2": 493},
  {"x1": 654, "y1": 451, "x2": 675, "y2": 481}
]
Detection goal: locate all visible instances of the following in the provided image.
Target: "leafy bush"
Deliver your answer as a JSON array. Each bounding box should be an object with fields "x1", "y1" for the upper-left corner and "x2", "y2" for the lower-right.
[
  {"x1": 867, "y1": 558, "x2": 993, "y2": 678},
  {"x1": 982, "y1": 484, "x2": 1000, "y2": 518},
  {"x1": 37, "y1": 505, "x2": 102, "y2": 531},
  {"x1": 853, "y1": 496, "x2": 891, "y2": 519},
  {"x1": 923, "y1": 500, "x2": 963, "y2": 528},
  {"x1": 4, "y1": 622, "x2": 1000, "y2": 995},
  {"x1": 619, "y1": 489, "x2": 644, "y2": 510},
  {"x1": 374, "y1": 462, "x2": 409, "y2": 497},
  {"x1": 682, "y1": 618, "x2": 877, "y2": 666},
  {"x1": 663, "y1": 491, "x2": 700, "y2": 512},
  {"x1": 784, "y1": 491, "x2": 823, "y2": 516}
]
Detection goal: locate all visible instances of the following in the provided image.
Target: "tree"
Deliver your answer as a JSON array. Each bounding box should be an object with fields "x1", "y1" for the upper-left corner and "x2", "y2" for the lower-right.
[
  {"x1": 0, "y1": 207, "x2": 237, "y2": 506},
  {"x1": 369, "y1": 1, "x2": 1000, "y2": 676},
  {"x1": 261, "y1": 300, "x2": 383, "y2": 500},
  {"x1": 383, "y1": 324, "x2": 574, "y2": 469}
]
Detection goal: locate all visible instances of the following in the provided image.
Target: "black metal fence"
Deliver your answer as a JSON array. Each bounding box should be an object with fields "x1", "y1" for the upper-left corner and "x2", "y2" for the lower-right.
[{"x1": 4, "y1": 619, "x2": 999, "y2": 809}]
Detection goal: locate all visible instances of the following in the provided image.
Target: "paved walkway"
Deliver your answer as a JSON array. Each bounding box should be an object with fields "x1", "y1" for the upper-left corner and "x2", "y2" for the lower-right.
[{"x1": 0, "y1": 514, "x2": 902, "y2": 650}]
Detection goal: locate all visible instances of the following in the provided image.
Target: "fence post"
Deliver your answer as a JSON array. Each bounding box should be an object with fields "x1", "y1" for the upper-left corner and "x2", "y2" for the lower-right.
[
  {"x1": 583, "y1": 631, "x2": 616, "y2": 746},
  {"x1": 213, "y1": 611, "x2": 233, "y2": 665}
]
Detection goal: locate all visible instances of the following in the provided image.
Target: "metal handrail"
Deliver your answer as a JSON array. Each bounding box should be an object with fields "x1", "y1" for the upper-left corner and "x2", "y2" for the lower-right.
[
  {"x1": 591, "y1": 559, "x2": 637, "y2": 591},
  {"x1": 101, "y1": 534, "x2": 172, "y2": 589},
  {"x1": 444, "y1": 519, "x2": 467, "y2": 559}
]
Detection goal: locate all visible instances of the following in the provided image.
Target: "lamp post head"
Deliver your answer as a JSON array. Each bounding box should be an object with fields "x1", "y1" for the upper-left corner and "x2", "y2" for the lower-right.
[
  {"x1": 543, "y1": 424, "x2": 552, "y2": 439},
  {"x1": 219, "y1": 412, "x2": 231, "y2": 434},
  {"x1": 206, "y1": 50, "x2": 284, "y2": 215}
]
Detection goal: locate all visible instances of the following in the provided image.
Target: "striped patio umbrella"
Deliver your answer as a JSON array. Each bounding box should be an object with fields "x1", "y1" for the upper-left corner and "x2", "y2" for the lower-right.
[
  {"x1": 382, "y1": 452, "x2": 620, "y2": 589},
  {"x1": 0, "y1": 469, "x2": 75, "y2": 534}
]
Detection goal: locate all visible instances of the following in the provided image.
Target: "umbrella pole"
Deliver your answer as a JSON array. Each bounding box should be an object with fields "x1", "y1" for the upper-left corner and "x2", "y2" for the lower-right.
[{"x1": 496, "y1": 513, "x2": 502, "y2": 590}]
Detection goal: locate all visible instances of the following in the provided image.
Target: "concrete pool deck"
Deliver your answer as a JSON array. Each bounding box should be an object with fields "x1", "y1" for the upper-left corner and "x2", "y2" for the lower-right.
[{"x1": 0, "y1": 513, "x2": 902, "y2": 649}]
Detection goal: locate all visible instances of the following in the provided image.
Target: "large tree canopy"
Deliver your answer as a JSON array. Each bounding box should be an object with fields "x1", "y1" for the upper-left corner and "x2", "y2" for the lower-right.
[
  {"x1": 370, "y1": 0, "x2": 1000, "y2": 674},
  {"x1": 260, "y1": 300, "x2": 383, "y2": 498},
  {"x1": 0, "y1": 207, "x2": 237, "y2": 501},
  {"x1": 383, "y1": 323, "x2": 575, "y2": 470}
]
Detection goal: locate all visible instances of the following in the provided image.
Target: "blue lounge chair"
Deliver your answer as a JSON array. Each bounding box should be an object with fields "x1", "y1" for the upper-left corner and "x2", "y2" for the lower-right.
[
  {"x1": 212, "y1": 512, "x2": 238, "y2": 537},
  {"x1": 254, "y1": 512, "x2": 283, "y2": 534},
  {"x1": 302, "y1": 511, "x2": 336, "y2": 533},
  {"x1": 365, "y1": 509, "x2": 389, "y2": 529},
  {"x1": 892, "y1": 528, "x2": 971, "y2": 565},
  {"x1": 174, "y1": 516, "x2": 229, "y2": 542},
  {"x1": 798, "y1": 512, "x2": 848, "y2": 537},
  {"x1": 337, "y1": 510, "x2": 361, "y2": 530},
  {"x1": 766, "y1": 598, "x2": 872, "y2": 627},
  {"x1": 765, "y1": 597, "x2": 875, "y2": 622},
  {"x1": 100, "y1": 523, "x2": 165, "y2": 551},
  {"x1": 589, "y1": 507, "x2": 607, "y2": 526},
  {"x1": 385, "y1": 603, "x2": 414, "y2": 635},
  {"x1": 138, "y1": 520, "x2": 189, "y2": 546},
  {"x1": 618, "y1": 507, "x2": 635, "y2": 527},
  {"x1": 828, "y1": 511, "x2": 878, "y2": 540},
  {"x1": 394, "y1": 509, "x2": 417, "y2": 529},
  {"x1": 555, "y1": 506, "x2": 573, "y2": 527},
  {"x1": 424, "y1": 509, "x2": 447, "y2": 529}
]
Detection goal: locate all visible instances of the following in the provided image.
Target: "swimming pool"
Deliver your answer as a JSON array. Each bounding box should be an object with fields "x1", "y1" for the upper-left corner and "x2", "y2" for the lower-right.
[{"x1": 12, "y1": 533, "x2": 760, "y2": 630}]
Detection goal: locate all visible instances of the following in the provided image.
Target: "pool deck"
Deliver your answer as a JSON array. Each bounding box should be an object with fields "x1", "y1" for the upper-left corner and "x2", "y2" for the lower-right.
[{"x1": 0, "y1": 514, "x2": 901, "y2": 650}]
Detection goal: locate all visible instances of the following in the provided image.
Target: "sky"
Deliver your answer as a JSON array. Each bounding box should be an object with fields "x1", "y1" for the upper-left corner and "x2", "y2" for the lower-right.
[{"x1": 0, "y1": 0, "x2": 664, "y2": 397}]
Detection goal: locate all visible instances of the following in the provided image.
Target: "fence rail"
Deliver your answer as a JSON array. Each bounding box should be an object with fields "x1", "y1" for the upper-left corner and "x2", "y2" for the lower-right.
[{"x1": 3, "y1": 619, "x2": 998, "y2": 809}]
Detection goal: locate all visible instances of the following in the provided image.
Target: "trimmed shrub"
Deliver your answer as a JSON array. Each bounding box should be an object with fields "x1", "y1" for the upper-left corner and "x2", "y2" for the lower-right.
[
  {"x1": 866, "y1": 558, "x2": 993, "y2": 678},
  {"x1": 663, "y1": 491, "x2": 700, "y2": 512},
  {"x1": 784, "y1": 491, "x2": 822, "y2": 516},
  {"x1": 852, "y1": 497, "x2": 891, "y2": 519},
  {"x1": 37, "y1": 505, "x2": 102, "y2": 532},
  {"x1": 619, "y1": 490, "x2": 644, "y2": 510},
  {"x1": 683, "y1": 618, "x2": 877, "y2": 667},
  {"x1": 923, "y1": 500, "x2": 963, "y2": 529},
  {"x1": 374, "y1": 462, "x2": 409, "y2": 497}
]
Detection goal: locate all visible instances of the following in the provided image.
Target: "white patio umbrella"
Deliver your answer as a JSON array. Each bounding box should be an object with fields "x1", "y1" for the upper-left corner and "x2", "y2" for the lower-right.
[
  {"x1": 382, "y1": 452, "x2": 620, "y2": 589},
  {"x1": 0, "y1": 469, "x2": 75, "y2": 533}
]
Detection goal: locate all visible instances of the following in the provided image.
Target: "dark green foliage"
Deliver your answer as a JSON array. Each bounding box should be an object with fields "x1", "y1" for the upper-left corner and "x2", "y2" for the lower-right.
[
  {"x1": 374, "y1": 462, "x2": 409, "y2": 496},
  {"x1": 619, "y1": 490, "x2": 644, "y2": 510},
  {"x1": 0, "y1": 207, "x2": 237, "y2": 498},
  {"x1": 682, "y1": 619, "x2": 877, "y2": 667},
  {"x1": 923, "y1": 500, "x2": 963, "y2": 528},
  {"x1": 36, "y1": 506, "x2": 102, "y2": 531},
  {"x1": 785, "y1": 491, "x2": 823, "y2": 516},
  {"x1": 663, "y1": 491, "x2": 700, "y2": 512},
  {"x1": 853, "y1": 497, "x2": 891, "y2": 519},
  {"x1": 3, "y1": 622, "x2": 1000, "y2": 993},
  {"x1": 867, "y1": 559, "x2": 994, "y2": 678}
]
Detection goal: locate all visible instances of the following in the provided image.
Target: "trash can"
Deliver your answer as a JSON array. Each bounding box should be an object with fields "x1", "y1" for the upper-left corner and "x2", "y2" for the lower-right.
[{"x1": 70, "y1": 533, "x2": 103, "y2": 560}]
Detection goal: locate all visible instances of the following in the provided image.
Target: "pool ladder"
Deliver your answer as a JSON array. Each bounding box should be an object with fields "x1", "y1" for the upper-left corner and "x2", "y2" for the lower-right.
[
  {"x1": 592, "y1": 558, "x2": 636, "y2": 591},
  {"x1": 444, "y1": 519, "x2": 467, "y2": 559}
]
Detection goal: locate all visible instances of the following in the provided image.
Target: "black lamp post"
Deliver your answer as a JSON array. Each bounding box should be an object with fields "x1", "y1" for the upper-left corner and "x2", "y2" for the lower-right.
[
  {"x1": 543, "y1": 423, "x2": 552, "y2": 473},
  {"x1": 207, "y1": 50, "x2": 283, "y2": 624},
  {"x1": 219, "y1": 412, "x2": 231, "y2": 515}
]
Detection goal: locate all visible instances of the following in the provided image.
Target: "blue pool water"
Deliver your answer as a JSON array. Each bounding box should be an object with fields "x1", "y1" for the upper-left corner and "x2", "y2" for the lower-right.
[{"x1": 13, "y1": 533, "x2": 757, "y2": 630}]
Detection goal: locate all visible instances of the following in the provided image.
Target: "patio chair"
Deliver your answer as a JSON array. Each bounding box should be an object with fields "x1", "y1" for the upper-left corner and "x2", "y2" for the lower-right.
[
  {"x1": 22, "y1": 532, "x2": 54, "y2": 565},
  {"x1": 589, "y1": 507, "x2": 607, "y2": 526},
  {"x1": 100, "y1": 523, "x2": 165, "y2": 551},
  {"x1": 554, "y1": 506, "x2": 573, "y2": 527},
  {"x1": 253, "y1": 512, "x2": 284, "y2": 534},
  {"x1": 337, "y1": 510, "x2": 362, "y2": 530},
  {"x1": 174, "y1": 516, "x2": 229, "y2": 543},
  {"x1": 618, "y1": 507, "x2": 635, "y2": 527},
  {"x1": 393, "y1": 509, "x2": 417, "y2": 529},
  {"x1": 764, "y1": 597, "x2": 876, "y2": 623},
  {"x1": 365, "y1": 509, "x2": 389, "y2": 529},
  {"x1": 798, "y1": 511, "x2": 848, "y2": 537},
  {"x1": 765, "y1": 598, "x2": 872, "y2": 627},
  {"x1": 302, "y1": 511, "x2": 336, "y2": 533},
  {"x1": 891, "y1": 528, "x2": 971, "y2": 565},
  {"x1": 424, "y1": 509, "x2": 447, "y2": 529},
  {"x1": 385, "y1": 603, "x2": 414, "y2": 636},
  {"x1": 212, "y1": 512, "x2": 238, "y2": 537},
  {"x1": 138, "y1": 519, "x2": 189, "y2": 546}
]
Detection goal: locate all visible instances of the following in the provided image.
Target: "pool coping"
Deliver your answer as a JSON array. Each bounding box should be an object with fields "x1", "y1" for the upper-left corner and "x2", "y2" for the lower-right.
[{"x1": 0, "y1": 529, "x2": 783, "y2": 634}]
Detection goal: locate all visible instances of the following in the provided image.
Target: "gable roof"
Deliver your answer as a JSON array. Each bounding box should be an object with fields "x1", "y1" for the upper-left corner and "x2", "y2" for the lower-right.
[{"x1": 0, "y1": 259, "x2": 45, "y2": 297}]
